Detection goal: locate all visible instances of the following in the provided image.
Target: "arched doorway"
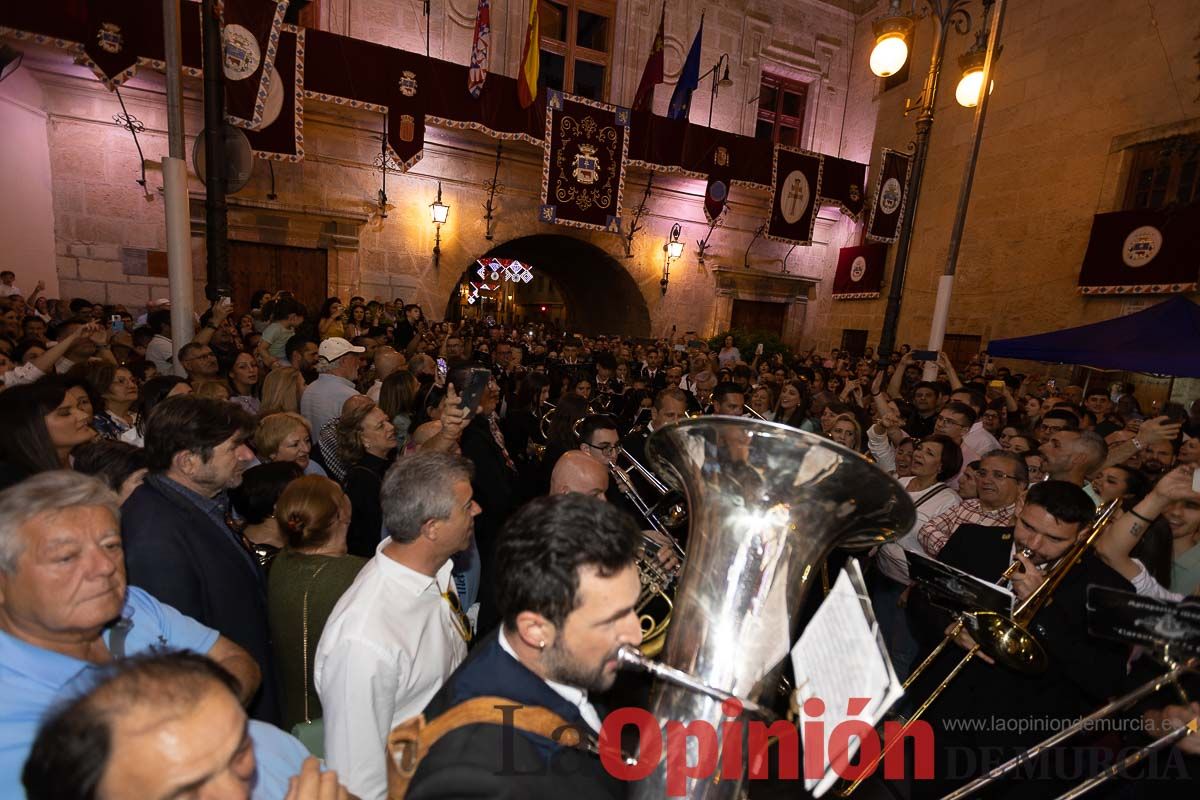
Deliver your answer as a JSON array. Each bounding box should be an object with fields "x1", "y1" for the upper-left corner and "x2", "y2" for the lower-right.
[{"x1": 445, "y1": 234, "x2": 651, "y2": 337}]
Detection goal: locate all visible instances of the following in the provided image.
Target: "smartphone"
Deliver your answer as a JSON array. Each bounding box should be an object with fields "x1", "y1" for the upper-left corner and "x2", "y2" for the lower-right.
[
  {"x1": 457, "y1": 366, "x2": 493, "y2": 419},
  {"x1": 756, "y1": 343, "x2": 764, "y2": 355},
  {"x1": 436, "y1": 357, "x2": 448, "y2": 385},
  {"x1": 911, "y1": 349, "x2": 938, "y2": 361},
  {"x1": 110, "y1": 314, "x2": 124, "y2": 333},
  {"x1": 989, "y1": 380, "x2": 1004, "y2": 389}
]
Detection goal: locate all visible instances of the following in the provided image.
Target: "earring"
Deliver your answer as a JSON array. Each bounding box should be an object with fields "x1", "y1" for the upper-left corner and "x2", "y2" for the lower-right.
[{"x1": 538, "y1": 641, "x2": 546, "y2": 650}]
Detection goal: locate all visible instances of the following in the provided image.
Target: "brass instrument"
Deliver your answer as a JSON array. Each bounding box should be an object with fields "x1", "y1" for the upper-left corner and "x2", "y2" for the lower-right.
[
  {"x1": 838, "y1": 498, "x2": 1123, "y2": 797},
  {"x1": 625, "y1": 417, "x2": 914, "y2": 800},
  {"x1": 742, "y1": 403, "x2": 766, "y2": 421},
  {"x1": 608, "y1": 443, "x2": 687, "y2": 658},
  {"x1": 940, "y1": 653, "x2": 1197, "y2": 800}
]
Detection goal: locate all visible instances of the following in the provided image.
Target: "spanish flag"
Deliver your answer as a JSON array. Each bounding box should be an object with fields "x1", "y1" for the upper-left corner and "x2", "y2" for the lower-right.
[
  {"x1": 517, "y1": 0, "x2": 539, "y2": 108},
  {"x1": 632, "y1": 4, "x2": 665, "y2": 111}
]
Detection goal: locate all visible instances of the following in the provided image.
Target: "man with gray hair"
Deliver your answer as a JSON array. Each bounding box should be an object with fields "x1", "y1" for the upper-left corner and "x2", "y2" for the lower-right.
[
  {"x1": 0, "y1": 471, "x2": 313, "y2": 799},
  {"x1": 1040, "y1": 429, "x2": 1108, "y2": 502},
  {"x1": 365, "y1": 345, "x2": 406, "y2": 403},
  {"x1": 315, "y1": 452, "x2": 479, "y2": 800}
]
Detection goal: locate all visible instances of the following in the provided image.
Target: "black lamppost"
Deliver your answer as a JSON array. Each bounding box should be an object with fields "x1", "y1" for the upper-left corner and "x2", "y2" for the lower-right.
[{"x1": 870, "y1": 0, "x2": 989, "y2": 360}]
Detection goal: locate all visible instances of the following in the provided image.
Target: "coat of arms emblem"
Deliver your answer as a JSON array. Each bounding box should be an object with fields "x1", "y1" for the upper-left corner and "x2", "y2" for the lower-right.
[
  {"x1": 714, "y1": 146, "x2": 730, "y2": 168},
  {"x1": 849, "y1": 183, "x2": 862, "y2": 202},
  {"x1": 222, "y1": 24, "x2": 260, "y2": 80},
  {"x1": 572, "y1": 144, "x2": 600, "y2": 185},
  {"x1": 398, "y1": 71, "x2": 419, "y2": 97},
  {"x1": 399, "y1": 114, "x2": 415, "y2": 143},
  {"x1": 1122, "y1": 225, "x2": 1162, "y2": 268},
  {"x1": 879, "y1": 178, "x2": 902, "y2": 215},
  {"x1": 97, "y1": 22, "x2": 123, "y2": 54}
]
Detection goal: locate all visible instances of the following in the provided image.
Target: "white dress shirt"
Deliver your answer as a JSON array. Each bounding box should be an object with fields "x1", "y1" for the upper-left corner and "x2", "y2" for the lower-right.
[
  {"x1": 963, "y1": 421, "x2": 1000, "y2": 460},
  {"x1": 314, "y1": 541, "x2": 468, "y2": 800},
  {"x1": 497, "y1": 628, "x2": 603, "y2": 733},
  {"x1": 145, "y1": 334, "x2": 175, "y2": 375}
]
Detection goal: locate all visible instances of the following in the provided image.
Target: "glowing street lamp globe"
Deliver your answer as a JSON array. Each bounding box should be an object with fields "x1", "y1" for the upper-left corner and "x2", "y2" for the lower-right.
[{"x1": 870, "y1": 33, "x2": 910, "y2": 77}]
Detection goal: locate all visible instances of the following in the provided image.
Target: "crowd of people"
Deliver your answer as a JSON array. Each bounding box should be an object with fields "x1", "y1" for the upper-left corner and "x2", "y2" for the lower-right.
[{"x1": 0, "y1": 271, "x2": 1198, "y2": 799}]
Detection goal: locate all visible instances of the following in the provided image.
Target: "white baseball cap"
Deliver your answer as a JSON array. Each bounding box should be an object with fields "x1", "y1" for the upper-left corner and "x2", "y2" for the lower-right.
[{"x1": 318, "y1": 337, "x2": 366, "y2": 362}]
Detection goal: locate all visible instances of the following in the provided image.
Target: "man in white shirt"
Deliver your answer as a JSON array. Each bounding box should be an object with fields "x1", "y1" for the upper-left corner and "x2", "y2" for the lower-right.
[
  {"x1": 300, "y1": 337, "x2": 365, "y2": 441},
  {"x1": 315, "y1": 452, "x2": 479, "y2": 800}
]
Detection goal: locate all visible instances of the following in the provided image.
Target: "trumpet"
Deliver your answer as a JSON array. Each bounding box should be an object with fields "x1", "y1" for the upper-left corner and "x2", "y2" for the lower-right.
[{"x1": 839, "y1": 499, "x2": 1123, "y2": 797}]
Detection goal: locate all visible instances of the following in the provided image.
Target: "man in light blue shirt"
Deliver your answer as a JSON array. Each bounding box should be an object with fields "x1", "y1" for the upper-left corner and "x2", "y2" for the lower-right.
[
  {"x1": 300, "y1": 337, "x2": 365, "y2": 442},
  {"x1": 0, "y1": 471, "x2": 317, "y2": 799}
]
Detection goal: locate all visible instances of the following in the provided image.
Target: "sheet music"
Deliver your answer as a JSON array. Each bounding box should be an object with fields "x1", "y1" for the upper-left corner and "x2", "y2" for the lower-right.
[{"x1": 791, "y1": 560, "x2": 903, "y2": 796}]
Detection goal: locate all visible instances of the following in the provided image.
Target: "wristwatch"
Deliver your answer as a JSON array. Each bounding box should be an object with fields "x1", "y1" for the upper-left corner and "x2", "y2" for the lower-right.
[{"x1": 1131, "y1": 437, "x2": 1144, "y2": 451}]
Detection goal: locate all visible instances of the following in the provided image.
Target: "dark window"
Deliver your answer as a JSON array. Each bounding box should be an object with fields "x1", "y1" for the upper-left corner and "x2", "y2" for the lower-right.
[
  {"x1": 1123, "y1": 134, "x2": 1200, "y2": 210},
  {"x1": 537, "y1": 0, "x2": 613, "y2": 100},
  {"x1": 756, "y1": 74, "x2": 808, "y2": 148},
  {"x1": 840, "y1": 329, "x2": 868, "y2": 358}
]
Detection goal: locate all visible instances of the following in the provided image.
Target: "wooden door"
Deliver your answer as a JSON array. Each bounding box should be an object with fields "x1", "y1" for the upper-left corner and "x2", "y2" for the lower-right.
[
  {"x1": 942, "y1": 333, "x2": 982, "y2": 371},
  {"x1": 228, "y1": 241, "x2": 328, "y2": 317},
  {"x1": 840, "y1": 329, "x2": 868, "y2": 358},
  {"x1": 730, "y1": 299, "x2": 786, "y2": 337}
]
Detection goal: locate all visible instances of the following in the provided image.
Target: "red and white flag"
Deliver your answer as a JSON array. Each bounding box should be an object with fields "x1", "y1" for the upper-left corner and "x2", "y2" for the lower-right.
[{"x1": 468, "y1": 0, "x2": 490, "y2": 98}]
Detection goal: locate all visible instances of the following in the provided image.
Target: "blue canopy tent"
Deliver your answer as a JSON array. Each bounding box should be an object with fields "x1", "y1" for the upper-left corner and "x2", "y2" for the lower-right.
[{"x1": 987, "y1": 296, "x2": 1200, "y2": 378}]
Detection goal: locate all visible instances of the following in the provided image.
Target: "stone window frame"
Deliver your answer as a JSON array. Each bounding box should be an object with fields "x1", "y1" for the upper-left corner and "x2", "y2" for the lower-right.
[
  {"x1": 1099, "y1": 117, "x2": 1200, "y2": 213},
  {"x1": 1119, "y1": 133, "x2": 1200, "y2": 211},
  {"x1": 755, "y1": 72, "x2": 809, "y2": 148},
  {"x1": 537, "y1": 0, "x2": 616, "y2": 101}
]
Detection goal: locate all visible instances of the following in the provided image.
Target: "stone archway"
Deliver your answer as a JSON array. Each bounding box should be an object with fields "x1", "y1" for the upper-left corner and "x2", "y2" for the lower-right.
[{"x1": 445, "y1": 234, "x2": 651, "y2": 337}]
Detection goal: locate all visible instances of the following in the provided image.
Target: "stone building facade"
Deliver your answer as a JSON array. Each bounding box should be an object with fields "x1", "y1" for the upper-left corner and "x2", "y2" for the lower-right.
[
  {"x1": 821, "y1": 0, "x2": 1200, "y2": 356},
  {"x1": 1, "y1": 0, "x2": 879, "y2": 344}
]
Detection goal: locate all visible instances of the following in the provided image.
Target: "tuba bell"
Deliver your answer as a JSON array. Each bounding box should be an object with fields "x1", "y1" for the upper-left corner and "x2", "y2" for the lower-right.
[{"x1": 628, "y1": 416, "x2": 915, "y2": 800}]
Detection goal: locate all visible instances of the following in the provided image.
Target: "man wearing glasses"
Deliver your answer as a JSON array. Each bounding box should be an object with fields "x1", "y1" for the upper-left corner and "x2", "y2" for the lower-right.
[
  {"x1": 932, "y1": 401, "x2": 981, "y2": 489},
  {"x1": 1035, "y1": 408, "x2": 1080, "y2": 444},
  {"x1": 917, "y1": 450, "x2": 1027, "y2": 557}
]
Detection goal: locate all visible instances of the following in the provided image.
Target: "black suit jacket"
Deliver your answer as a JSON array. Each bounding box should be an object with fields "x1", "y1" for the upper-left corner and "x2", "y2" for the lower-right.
[
  {"x1": 906, "y1": 524, "x2": 1132, "y2": 798},
  {"x1": 460, "y1": 416, "x2": 520, "y2": 634},
  {"x1": 407, "y1": 630, "x2": 625, "y2": 800},
  {"x1": 121, "y1": 475, "x2": 280, "y2": 723}
]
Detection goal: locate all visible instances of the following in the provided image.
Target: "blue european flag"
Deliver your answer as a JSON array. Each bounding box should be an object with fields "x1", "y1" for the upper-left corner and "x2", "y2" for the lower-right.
[{"x1": 667, "y1": 17, "x2": 703, "y2": 121}]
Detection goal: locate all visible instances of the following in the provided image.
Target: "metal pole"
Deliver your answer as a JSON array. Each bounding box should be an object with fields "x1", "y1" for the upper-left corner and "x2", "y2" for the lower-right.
[
  {"x1": 877, "y1": 14, "x2": 952, "y2": 360},
  {"x1": 922, "y1": 0, "x2": 1006, "y2": 381},
  {"x1": 201, "y1": 0, "x2": 231, "y2": 302},
  {"x1": 161, "y1": 0, "x2": 195, "y2": 373}
]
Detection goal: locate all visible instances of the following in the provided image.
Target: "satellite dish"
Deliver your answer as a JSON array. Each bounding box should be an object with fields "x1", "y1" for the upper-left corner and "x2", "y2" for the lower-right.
[{"x1": 193, "y1": 124, "x2": 255, "y2": 194}]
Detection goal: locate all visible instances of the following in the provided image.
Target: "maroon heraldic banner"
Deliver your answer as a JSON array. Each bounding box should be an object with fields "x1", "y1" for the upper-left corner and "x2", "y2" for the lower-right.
[
  {"x1": 766, "y1": 146, "x2": 823, "y2": 246},
  {"x1": 866, "y1": 148, "x2": 913, "y2": 243},
  {"x1": 819, "y1": 156, "x2": 867, "y2": 219},
  {"x1": 1077, "y1": 206, "x2": 1200, "y2": 295},
  {"x1": 539, "y1": 91, "x2": 630, "y2": 233},
  {"x1": 220, "y1": 0, "x2": 289, "y2": 130},
  {"x1": 833, "y1": 243, "x2": 888, "y2": 299},
  {"x1": 246, "y1": 26, "x2": 304, "y2": 161}
]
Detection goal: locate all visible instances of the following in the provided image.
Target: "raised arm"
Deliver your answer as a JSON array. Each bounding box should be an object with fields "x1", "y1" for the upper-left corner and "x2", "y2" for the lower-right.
[
  {"x1": 936, "y1": 352, "x2": 962, "y2": 391},
  {"x1": 1094, "y1": 465, "x2": 1198, "y2": 581},
  {"x1": 888, "y1": 351, "x2": 912, "y2": 398}
]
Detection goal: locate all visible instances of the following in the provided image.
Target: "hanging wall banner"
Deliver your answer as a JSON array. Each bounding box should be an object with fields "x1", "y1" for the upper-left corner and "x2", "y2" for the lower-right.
[
  {"x1": 304, "y1": 30, "x2": 427, "y2": 170},
  {"x1": 246, "y1": 26, "x2": 304, "y2": 161},
  {"x1": 832, "y1": 243, "x2": 888, "y2": 299},
  {"x1": 539, "y1": 90, "x2": 630, "y2": 232},
  {"x1": 866, "y1": 148, "x2": 913, "y2": 243},
  {"x1": 765, "y1": 145, "x2": 823, "y2": 246},
  {"x1": 220, "y1": 0, "x2": 290, "y2": 130},
  {"x1": 1076, "y1": 206, "x2": 1200, "y2": 295},
  {"x1": 819, "y1": 155, "x2": 867, "y2": 218}
]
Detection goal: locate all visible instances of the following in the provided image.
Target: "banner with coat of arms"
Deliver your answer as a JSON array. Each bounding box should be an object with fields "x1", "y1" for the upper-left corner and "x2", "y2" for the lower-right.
[
  {"x1": 220, "y1": 0, "x2": 290, "y2": 130},
  {"x1": 539, "y1": 91, "x2": 630, "y2": 232},
  {"x1": 866, "y1": 148, "x2": 912, "y2": 243},
  {"x1": 245, "y1": 26, "x2": 304, "y2": 161},
  {"x1": 832, "y1": 243, "x2": 888, "y2": 299},
  {"x1": 818, "y1": 156, "x2": 867, "y2": 219},
  {"x1": 765, "y1": 145, "x2": 823, "y2": 246},
  {"x1": 1076, "y1": 206, "x2": 1200, "y2": 295}
]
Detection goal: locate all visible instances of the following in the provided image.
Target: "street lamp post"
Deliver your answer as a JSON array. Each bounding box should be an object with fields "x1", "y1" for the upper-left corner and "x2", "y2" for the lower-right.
[{"x1": 873, "y1": 0, "x2": 978, "y2": 361}]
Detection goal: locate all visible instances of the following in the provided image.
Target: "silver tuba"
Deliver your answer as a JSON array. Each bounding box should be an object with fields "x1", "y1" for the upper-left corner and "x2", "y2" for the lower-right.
[{"x1": 629, "y1": 416, "x2": 915, "y2": 800}]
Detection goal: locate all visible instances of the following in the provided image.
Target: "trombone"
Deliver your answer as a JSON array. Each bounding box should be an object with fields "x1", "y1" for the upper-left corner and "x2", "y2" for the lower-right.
[
  {"x1": 839, "y1": 498, "x2": 1123, "y2": 796},
  {"x1": 939, "y1": 653, "x2": 1197, "y2": 800}
]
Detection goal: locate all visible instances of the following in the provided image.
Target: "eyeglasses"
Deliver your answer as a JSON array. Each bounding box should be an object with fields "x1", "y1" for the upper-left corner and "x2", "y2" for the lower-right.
[
  {"x1": 976, "y1": 468, "x2": 1021, "y2": 482},
  {"x1": 1039, "y1": 423, "x2": 1068, "y2": 433},
  {"x1": 935, "y1": 415, "x2": 967, "y2": 428},
  {"x1": 583, "y1": 441, "x2": 618, "y2": 455}
]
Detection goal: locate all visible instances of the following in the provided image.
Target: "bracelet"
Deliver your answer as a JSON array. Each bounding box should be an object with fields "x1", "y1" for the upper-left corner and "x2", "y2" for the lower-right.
[
  {"x1": 1128, "y1": 508, "x2": 1154, "y2": 524},
  {"x1": 1131, "y1": 437, "x2": 1143, "y2": 451}
]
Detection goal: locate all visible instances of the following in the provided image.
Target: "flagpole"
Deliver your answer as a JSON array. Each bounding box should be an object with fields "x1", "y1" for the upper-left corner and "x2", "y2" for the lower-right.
[{"x1": 921, "y1": 0, "x2": 1005, "y2": 380}]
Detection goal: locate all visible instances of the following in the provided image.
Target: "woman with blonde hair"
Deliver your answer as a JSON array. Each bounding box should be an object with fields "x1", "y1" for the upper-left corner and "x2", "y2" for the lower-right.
[
  {"x1": 267, "y1": 475, "x2": 367, "y2": 746},
  {"x1": 260, "y1": 366, "x2": 306, "y2": 416},
  {"x1": 254, "y1": 412, "x2": 327, "y2": 476},
  {"x1": 829, "y1": 412, "x2": 864, "y2": 453}
]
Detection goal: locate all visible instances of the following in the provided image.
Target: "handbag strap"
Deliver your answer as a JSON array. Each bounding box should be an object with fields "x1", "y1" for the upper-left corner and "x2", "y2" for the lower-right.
[
  {"x1": 300, "y1": 560, "x2": 332, "y2": 724},
  {"x1": 912, "y1": 482, "x2": 951, "y2": 510}
]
